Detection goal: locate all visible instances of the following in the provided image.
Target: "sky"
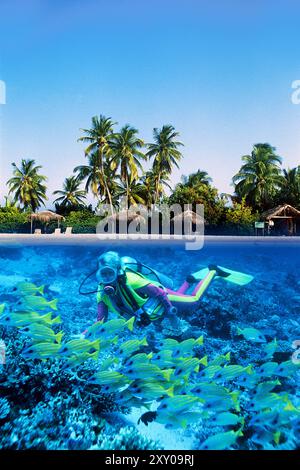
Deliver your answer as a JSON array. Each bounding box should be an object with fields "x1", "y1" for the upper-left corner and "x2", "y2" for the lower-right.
[{"x1": 1, "y1": 0, "x2": 300, "y2": 208}]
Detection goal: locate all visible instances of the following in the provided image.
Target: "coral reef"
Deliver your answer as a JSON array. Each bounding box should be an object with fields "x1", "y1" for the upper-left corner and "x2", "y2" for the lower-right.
[
  {"x1": 0, "y1": 397, "x2": 10, "y2": 422},
  {"x1": 94, "y1": 426, "x2": 162, "y2": 450}
]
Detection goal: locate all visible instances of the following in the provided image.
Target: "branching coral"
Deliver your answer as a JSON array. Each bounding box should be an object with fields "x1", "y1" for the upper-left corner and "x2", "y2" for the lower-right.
[{"x1": 95, "y1": 426, "x2": 162, "y2": 450}]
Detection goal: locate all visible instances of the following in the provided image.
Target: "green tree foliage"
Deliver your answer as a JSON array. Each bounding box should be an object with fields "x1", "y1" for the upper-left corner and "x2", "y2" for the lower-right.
[
  {"x1": 74, "y1": 151, "x2": 118, "y2": 207},
  {"x1": 276, "y1": 167, "x2": 300, "y2": 208},
  {"x1": 146, "y1": 125, "x2": 183, "y2": 204},
  {"x1": 0, "y1": 206, "x2": 30, "y2": 233},
  {"x1": 139, "y1": 170, "x2": 172, "y2": 209},
  {"x1": 78, "y1": 115, "x2": 116, "y2": 213},
  {"x1": 181, "y1": 169, "x2": 212, "y2": 187},
  {"x1": 225, "y1": 198, "x2": 257, "y2": 230},
  {"x1": 53, "y1": 176, "x2": 87, "y2": 210},
  {"x1": 110, "y1": 125, "x2": 146, "y2": 208},
  {"x1": 169, "y1": 170, "x2": 224, "y2": 225},
  {"x1": 7, "y1": 159, "x2": 47, "y2": 212},
  {"x1": 232, "y1": 143, "x2": 283, "y2": 211},
  {"x1": 62, "y1": 209, "x2": 101, "y2": 234},
  {"x1": 117, "y1": 178, "x2": 146, "y2": 206}
]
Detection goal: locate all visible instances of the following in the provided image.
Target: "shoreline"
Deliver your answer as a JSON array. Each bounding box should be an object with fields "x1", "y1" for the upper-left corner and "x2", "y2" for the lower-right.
[{"x1": 0, "y1": 233, "x2": 300, "y2": 246}]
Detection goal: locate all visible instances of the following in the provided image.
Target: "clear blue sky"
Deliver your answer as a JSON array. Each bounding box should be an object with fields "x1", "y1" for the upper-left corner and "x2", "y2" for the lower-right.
[{"x1": 1, "y1": 0, "x2": 300, "y2": 207}]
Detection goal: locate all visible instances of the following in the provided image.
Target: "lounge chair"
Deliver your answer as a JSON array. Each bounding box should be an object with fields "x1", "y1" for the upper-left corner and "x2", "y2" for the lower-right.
[
  {"x1": 34, "y1": 229, "x2": 42, "y2": 234},
  {"x1": 54, "y1": 228, "x2": 62, "y2": 235},
  {"x1": 65, "y1": 226, "x2": 73, "y2": 235}
]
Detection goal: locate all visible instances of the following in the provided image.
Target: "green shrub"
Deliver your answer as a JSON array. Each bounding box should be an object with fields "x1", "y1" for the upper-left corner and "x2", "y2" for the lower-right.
[
  {"x1": 0, "y1": 207, "x2": 31, "y2": 233},
  {"x1": 168, "y1": 184, "x2": 226, "y2": 226},
  {"x1": 224, "y1": 198, "x2": 258, "y2": 234},
  {"x1": 0, "y1": 207, "x2": 102, "y2": 234},
  {"x1": 61, "y1": 210, "x2": 101, "y2": 234}
]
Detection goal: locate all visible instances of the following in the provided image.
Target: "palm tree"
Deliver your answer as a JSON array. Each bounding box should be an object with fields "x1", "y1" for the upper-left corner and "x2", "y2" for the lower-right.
[
  {"x1": 181, "y1": 170, "x2": 212, "y2": 187},
  {"x1": 278, "y1": 167, "x2": 300, "y2": 208},
  {"x1": 139, "y1": 169, "x2": 172, "y2": 209},
  {"x1": 3, "y1": 195, "x2": 17, "y2": 208},
  {"x1": 53, "y1": 176, "x2": 87, "y2": 208},
  {"x1": 146, "y1": 125, "x2": 183, "y2": 204},
  {"x1": 78, "y1": 115, "x2": 116, "y2": 213},
  {"x1": 74, "y1": 151, "x2": 117, "y2": 205},
  {"x1": 232, "y1": 143, "x2": 283, "y2": 211},
  {"x1": 110, "y1": 125, "x2": 146, "y2": 208},
  {"x1": 74, "y1": 152, "x2": 102, "y2": 199},
  {"x1": 118, "y1": 177, "x2": 146, "y2": 206},
  {"x1": 7, "y1": 159, "x2": 47, "y2": 212},
  {"x1": 139, "y1": 171, "x2": 157, "y2": 209}
]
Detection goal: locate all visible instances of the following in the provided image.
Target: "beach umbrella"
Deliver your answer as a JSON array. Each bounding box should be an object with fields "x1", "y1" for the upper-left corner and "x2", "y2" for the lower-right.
[{"x1": 30, "y1": 211, "x2": 65, "y2": 233}]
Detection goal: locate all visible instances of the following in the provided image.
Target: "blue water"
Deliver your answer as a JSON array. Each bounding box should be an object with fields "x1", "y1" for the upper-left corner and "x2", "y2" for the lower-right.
[{"x1": 0, "y1": 240, "x2": 300, "y2": 450}]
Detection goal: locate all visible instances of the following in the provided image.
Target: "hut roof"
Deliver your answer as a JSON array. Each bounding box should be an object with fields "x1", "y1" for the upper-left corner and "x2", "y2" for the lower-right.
[
  {"x1": 261, "y1": 204, "x2": 300, "y2": 220},
  {"x1": 30, "y1": 211, "x2": 65, "y2": 222},
  {"x1": 172, "y1": 209, "x2": 205, "y2": 225},
  {"x1": 106, "y1": 210, "x2": 146, "y2": 225}
]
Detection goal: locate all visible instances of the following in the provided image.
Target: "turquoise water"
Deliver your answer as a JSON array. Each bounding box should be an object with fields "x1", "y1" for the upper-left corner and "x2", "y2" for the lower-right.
[{"x1": 0, "y1": 240, "x2": 299, "y2": 450}]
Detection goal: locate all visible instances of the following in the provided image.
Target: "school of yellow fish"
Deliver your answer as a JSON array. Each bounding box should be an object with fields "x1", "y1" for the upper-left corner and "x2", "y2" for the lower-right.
[{"x1": 1, "y1": 282, "x2": 300, "y2": 450}]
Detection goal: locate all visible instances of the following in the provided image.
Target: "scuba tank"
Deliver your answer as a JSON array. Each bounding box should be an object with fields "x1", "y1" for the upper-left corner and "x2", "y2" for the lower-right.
[{"x1": 120, "y1": 256, "x2": 174, "y2": 290}]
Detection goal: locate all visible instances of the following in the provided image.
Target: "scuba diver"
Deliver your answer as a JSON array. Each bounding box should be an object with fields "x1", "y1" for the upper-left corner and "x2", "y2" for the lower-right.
[{"x1": 85, "y1": 251, "x2": 253, "y2": 326}]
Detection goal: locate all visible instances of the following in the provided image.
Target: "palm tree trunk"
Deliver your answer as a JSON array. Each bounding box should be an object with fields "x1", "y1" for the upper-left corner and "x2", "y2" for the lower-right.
[
  {"x1": 106, "y1": 184, "x2": 114, "y2": 215},
  {"x1": 126, "y1": 173, "x2": 129, "y2": 211},
  {"x1": 155, "y1": 171, "x2": 161, "y2": 206},
  {"x1": 99, "y1": 145, "x2": 114, "y2": 215}
]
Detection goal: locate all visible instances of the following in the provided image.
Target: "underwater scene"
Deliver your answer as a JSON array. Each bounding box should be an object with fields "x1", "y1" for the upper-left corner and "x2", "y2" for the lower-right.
[{"x1": 0, "y1": 240, "x2": 299, "y2": 450}]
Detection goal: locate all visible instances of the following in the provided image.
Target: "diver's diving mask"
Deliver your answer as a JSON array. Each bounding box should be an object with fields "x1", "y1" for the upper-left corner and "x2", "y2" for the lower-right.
[{"x1": 98, "y1": 266, "x2": 118, "y2": 284}]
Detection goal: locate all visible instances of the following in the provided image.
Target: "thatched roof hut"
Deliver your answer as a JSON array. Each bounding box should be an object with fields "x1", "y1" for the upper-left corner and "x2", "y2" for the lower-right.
[
  {"x1": 105, "y1": 210, "x2": 146, "y2": 233},
  {"x1": 262, "y1": 204, "x2": 300, "y2": 220},
  {"x1": 171, "y1": 209, "x2": 205, "y2": 234},
  {"x1": 30, "y1": 211, "x2": 65, "y2": 233},
  {"x1": 172, "y1": 209, "x2": 205, "y2": 225},
  {"x1": 30, "y1": 211, "x2": 65, "y2": 223},
  {"x1": 261, "y1": 204, "x2": 300, "y2": 235}
]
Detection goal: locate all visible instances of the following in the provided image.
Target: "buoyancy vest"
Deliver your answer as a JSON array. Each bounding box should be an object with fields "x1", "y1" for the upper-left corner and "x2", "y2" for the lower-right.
[{"x1": 97, "y1": 268, "x2": 165, "y2": 320}]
